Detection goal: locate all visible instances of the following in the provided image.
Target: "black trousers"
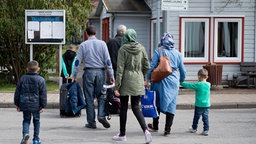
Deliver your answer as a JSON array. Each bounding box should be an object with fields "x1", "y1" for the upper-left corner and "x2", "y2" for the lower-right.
[
  {"x1": 152, "y1": 107, "x2": 174, "y2": 133},
  {"x1": 119, "y1": 96, "x2": 147, "y2": 136}
]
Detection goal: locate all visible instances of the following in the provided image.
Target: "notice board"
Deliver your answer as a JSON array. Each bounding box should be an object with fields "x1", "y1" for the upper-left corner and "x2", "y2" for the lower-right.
[{"x1": 25, "y1": 10, "x2": 65, "y2": 44}]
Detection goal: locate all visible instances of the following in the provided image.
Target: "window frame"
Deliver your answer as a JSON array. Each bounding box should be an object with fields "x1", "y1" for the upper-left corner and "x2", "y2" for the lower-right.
[
  {"x1": 180, "y1": 17, "x2": 210, "y2": 63},
  {"x1": 213, "y1": 17, "x2": 243, "y2": 63}
]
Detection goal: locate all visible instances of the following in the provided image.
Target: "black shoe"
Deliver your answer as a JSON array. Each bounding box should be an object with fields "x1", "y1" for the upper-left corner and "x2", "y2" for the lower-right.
[
  {"x1": 164, "y1": 131, "x2": 170, "y2": 136},
  {"x1": 148, "y1": 123, "x2": 158, "y2": 131},
  {"x1": 98, "y1": 118, "x2": 110, "y2": 128},
  {"x1": 20, "y1": 134, "x2": 29, "y2": 144},
  {"x1": 85, "y1": 124, "x2": 96, "y2": 129}
]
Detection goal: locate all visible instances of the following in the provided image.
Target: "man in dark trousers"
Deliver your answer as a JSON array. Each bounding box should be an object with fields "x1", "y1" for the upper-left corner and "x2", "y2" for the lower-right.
[
  {"x1": 107, "y1": 25, "x2": 126, "y2": 77},
  {"x1": 71, "y1": 25, "x2": 115, "y2": 129},
  {"x1": 105, "y1": 25, "x2": 126, "y2": 118}
]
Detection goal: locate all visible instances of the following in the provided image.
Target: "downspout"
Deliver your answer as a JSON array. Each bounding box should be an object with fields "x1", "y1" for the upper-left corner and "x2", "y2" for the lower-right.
[
  {"x1": 111, "y1": 13, "x2": 115, "y2": 38},
  {"x1": 163, "y1": 10, "x2": 167, "y2": 33},
  {"x1": 255, "y1": 0, "x2": 256, "y2": 62},
  {"x1": 100, "y1": 15, "x2": 102, "y2": 40},
  {"x1": 210, "y1": 0, "x2": 214, "y2": 13},
  {"x1": 156, "y1": 0, "x2": 161, "y2": 48},
  {"x1": 210, "y1": 0, "x2": 215, "y2": 63}
]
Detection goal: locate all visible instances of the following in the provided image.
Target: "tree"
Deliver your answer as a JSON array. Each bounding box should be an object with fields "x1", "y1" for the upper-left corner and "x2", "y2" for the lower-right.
[
  {"x1": 216, "y1": 0, "x2": 254, "y2": 12},
  {"x1": 0, "y1": 0, "x2": 93, "y2": 83}
]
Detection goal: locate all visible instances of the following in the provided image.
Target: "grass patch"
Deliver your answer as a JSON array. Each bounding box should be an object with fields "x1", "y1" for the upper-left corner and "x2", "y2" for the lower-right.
[
  {"x1": 48, "y1": 73, "x2": 59, "y2": 77},
  {"x1": 0, "y1": 80, "x2": 59, "y2": 92},
  {"x1": 46, "y1": 81, "x2": 59, "y2": 92},
  {"x1": 0, "y1": 84, "x2": 16, "y2": 91}
]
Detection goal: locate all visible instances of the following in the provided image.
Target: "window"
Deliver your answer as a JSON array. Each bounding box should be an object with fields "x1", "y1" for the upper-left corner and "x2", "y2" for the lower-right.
[
  {"x1": 214, "y1": 18, "x2": 243, "y2": 63},
  {"x1": 181, "y1": 18, "x2": 210, "y2": 63},
  {"x1": 180, "y1": 17, "x2": 243, "y2": 63}
]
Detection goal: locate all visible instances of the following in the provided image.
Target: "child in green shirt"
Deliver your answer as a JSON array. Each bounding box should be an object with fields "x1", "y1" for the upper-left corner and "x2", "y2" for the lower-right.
[{"x1": 181, "y1": 68, "x2": 211, "y2": 136}]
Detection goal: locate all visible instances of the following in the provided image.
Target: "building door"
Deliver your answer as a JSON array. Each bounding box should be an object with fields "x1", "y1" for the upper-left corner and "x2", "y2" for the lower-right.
[{"x1": 102, "y1": 18, "x2": 109, "y2": 42}]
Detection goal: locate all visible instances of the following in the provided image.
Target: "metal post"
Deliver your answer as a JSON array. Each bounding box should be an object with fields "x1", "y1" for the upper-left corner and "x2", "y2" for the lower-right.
[
  {"x1": 30, "y1": 44, "x2": 33, "y2": 61},
  {"x1": 59, "y1": 44, "x2": 63, "y2": 88}
]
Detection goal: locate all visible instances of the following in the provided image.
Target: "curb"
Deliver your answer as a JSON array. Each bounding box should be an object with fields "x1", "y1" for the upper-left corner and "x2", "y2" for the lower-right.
[
  {"x1": 3, "y1": 102, "x2": 256, "y2": 109},
  {"x1": 0, "y1": 103, "x2": 16, "y2": 108},
  {"x1": 177, "y1": 103, "x2": 256, "y2": 109}
]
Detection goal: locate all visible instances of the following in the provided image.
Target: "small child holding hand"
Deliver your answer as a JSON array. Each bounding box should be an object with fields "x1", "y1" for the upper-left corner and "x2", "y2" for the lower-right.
[{"x1": 181, "y1": 68, "x2": 211, "y2": 136}]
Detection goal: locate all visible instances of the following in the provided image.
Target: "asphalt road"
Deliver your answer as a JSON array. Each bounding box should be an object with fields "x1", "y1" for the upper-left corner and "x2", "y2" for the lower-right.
[{"x1": 1, "y1": 108, "x2": 256, "y2": 144}]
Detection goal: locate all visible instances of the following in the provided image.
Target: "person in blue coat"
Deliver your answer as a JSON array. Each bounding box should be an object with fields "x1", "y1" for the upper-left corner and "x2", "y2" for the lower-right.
[
  {"x1": 14, "y1": 60, "x2": 47, "y2": 144},
  {"x1": 145, "y1": 32, "x2": 186, "y2": 136}
]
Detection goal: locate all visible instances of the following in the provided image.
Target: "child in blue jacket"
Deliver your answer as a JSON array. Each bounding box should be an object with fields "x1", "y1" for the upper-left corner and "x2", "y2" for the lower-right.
[{"x1": 14, "y1": 60, "x2": 47, "y2": 144}]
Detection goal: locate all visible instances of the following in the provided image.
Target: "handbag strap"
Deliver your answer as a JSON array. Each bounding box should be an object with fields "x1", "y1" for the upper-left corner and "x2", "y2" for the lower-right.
[{"x1": 158, "y1": 46, "x2": 168, "y2": 57}]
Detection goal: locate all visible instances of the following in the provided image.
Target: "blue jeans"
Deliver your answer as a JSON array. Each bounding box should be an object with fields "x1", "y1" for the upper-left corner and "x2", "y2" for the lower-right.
[
  {"x1": 192, "y1": 106, "x2": 209, "y2": 131},
  {"x1": 22, "y1": 111, "x2": 40, "y2": 141},
  {"x1": 83, "y1": 69, "x2": 106, "y2": 126}
]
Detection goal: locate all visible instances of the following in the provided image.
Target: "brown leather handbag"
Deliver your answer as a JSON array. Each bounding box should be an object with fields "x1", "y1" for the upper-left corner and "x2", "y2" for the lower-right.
[{"x1": 151, "y1": 47, "x2": 172, "y2": 82}]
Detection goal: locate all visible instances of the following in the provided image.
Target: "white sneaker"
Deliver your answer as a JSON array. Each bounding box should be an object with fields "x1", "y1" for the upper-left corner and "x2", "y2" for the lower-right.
[
  {"x1": 144, "y1": 130, "x2": 152, "y2": 143},
  {"x1": 188, "y1": 127, "x2": 197, "y2": 133},
  {"x1": 201, "y1": 131, "x2": 209, "y2": 136},
  {"x1": 112, "y1": 133, "x2": 127, "y2": 141}
]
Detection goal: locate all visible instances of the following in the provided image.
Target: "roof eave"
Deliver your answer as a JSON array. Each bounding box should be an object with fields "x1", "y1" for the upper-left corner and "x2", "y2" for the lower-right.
[
  {"x1": 107, "y1": 11, "x2": 151, "y2": 15},
  {"x1": 95, "y1": 0, "x2": 103, "y2": 16},
  {"x1": 88, "y1": 16, "x2": 100, "y2": 20}
]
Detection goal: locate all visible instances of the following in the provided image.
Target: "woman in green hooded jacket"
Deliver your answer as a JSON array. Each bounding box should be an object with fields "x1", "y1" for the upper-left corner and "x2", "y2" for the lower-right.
[{"x1": 112, "y1": 29, "x2": 152, "y2": 143}]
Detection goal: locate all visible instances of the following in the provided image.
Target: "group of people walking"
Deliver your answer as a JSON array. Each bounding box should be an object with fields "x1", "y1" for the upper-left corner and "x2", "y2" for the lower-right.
[
  {"x1": 14, "y1": 24, "x2": 211, "y2": 144},
  {"x1": 70, "y1": 24, "x2": 186, "y2": 143}
]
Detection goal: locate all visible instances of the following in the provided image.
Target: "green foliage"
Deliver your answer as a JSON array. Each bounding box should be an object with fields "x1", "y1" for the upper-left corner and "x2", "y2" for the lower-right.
[
  {"x1": 0, "y1": 0, "x2": 93, "y2": 84},
  {"x1": 34, "y1": 44, "x2": 57, "y2": 80},
  {"x1": 0, "y1": 80, "x2": 59, "y2": 92}
]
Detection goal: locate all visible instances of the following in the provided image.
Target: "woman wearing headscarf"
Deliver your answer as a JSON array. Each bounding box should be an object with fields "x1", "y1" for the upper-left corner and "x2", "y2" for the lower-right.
[
  {"x1": 145, "y1": 32, "x2": 186, "y2": 136},
  {"x1": 112, "y1": 29, "x2": 152, "y2": 143}
]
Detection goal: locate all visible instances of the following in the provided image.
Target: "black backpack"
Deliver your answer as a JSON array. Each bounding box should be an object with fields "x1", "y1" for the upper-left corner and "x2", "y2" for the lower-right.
[{"x1": 105, "y1": 89, "x2": 120, "y2": 120}]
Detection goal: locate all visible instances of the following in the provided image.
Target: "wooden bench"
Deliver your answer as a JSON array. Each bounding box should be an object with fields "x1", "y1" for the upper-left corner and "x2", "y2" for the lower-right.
[{"x1": 238, "y1": 62, "x2": 256, "y2": 88}]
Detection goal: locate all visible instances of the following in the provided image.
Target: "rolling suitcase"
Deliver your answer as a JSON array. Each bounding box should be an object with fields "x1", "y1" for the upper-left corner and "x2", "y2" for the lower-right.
[
  {"x1": 59, "y1": 82, "x2": 69, "y2": 117},
  {"x1": 59, "y1": 82, "x2": 81, "y2": 117}
]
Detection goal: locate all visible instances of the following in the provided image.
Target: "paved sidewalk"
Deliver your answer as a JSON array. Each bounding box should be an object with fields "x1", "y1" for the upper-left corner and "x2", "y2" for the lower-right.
[{"x1": 1, "y1": 87, "x2": 256, "y2": 109}]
